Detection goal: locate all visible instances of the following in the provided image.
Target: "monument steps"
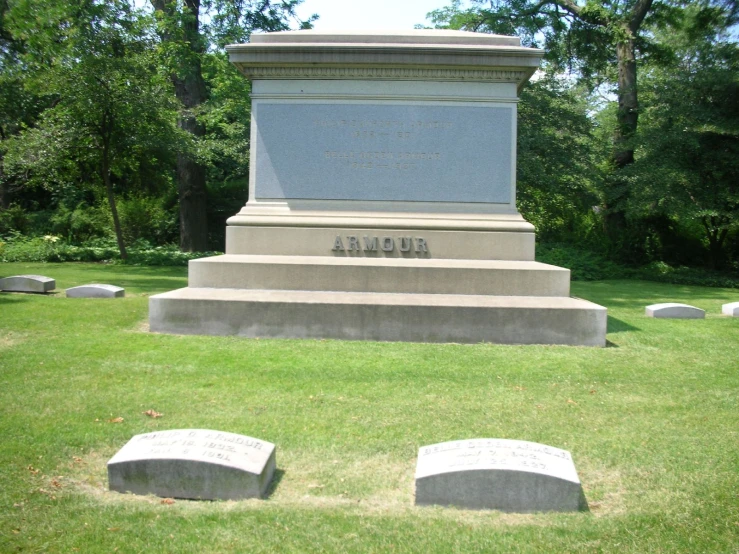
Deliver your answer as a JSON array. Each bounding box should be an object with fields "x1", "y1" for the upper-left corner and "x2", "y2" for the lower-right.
[
  {"x1": 149, "y1": 287, "x2": 606, "y2": 346},
  {"x1": 188, "y1": 254, "x2": 570, "y2": 297}
]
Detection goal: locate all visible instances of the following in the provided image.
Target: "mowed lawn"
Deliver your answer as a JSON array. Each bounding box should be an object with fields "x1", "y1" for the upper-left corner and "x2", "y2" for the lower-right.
[{"x1": 0, "y1": 262, "x2": 737, "y2": 553}]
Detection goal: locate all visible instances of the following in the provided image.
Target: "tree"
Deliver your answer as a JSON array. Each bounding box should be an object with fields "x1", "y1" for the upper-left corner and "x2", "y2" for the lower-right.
[
  {"x1": 4, "y1": 0, "x2": 179, "y2": 259},
  {"x1": 150, "y1": 0, "x2": 314, "y2": 251},
  {"x1": 517, "y1": 75, "x2": 601, "y2": 242},
  {"x1": 428, "y1": 0, "x2": 738, "y2": 235},
  {"x1": 628, "y1": 16, "x2": 739, "y2": 268}
]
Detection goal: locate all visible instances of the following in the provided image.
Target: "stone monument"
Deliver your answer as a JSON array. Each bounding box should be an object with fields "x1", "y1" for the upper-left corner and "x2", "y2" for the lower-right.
[
  {"x1": 645, "y1": 303, "x2": 705, "y2": 319},
  {"x1": 0, "y1": 275, "x2": 55, "y2": 293},
  {"x1": 108, "y1": 429, "x2": 276, "y2": 500},
  {"x1": 149, "y1": 30, "x2": 607, "y2": 346},
  {"x1": 415, "y1": 438, "x2": 585, "y2": 512},
  {"x1": 66, "y1": 284, "x2": 125, "y2": 298}
]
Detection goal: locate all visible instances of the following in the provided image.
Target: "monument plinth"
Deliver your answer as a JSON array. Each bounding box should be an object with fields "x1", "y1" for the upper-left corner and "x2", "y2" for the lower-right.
[{"x1": 149, "y1": 30, "x2": 607, "y2": 346}]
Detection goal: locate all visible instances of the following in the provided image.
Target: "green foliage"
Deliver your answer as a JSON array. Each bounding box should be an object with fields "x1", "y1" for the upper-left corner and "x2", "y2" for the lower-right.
[
  {"x1": 517, "y1": 76, "x2": 602, "y2": 243},
  {"x1": 0, "y1": 203, "x2": 29, "y2": 234},
  {"x1": 48, "y1": 203, "x2": 111, "y2": 243},
  {"x1": 628, "y1": 19, "x2": 739, "y2": 268},
  {"x1": 0, "y1": 233, "x2": 218, "y2": 265},
  {"x1": 116, "y1": 195, "x2": 177, "y2": 246},
  {"x1": 3, "y1": 0, "x2": 182, "y2": 258},
  {"x1": 536, "y1": 242, "x2": 630, "y2": 280},
  {"x1": 537, "y1": 242, "x2": 739, "y2": 287},
  {"x1": 200, "y1": 52, "x2": 252, "y2": 183}
]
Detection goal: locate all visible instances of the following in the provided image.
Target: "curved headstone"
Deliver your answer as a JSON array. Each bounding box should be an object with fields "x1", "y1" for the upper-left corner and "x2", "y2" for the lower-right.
[
  {"x1": 645, "y1": 303, "x2": 705, "y2": 319},
  {"x1": 0, "y1": 275, "x2": 55, "y2": 293},
  {"x1": 722, "y1": 302, "x2": 739, "y2": 317},
  {"x1": 415, "y1": 439, "x2": 585, "y2": 512},
  {"x1": 108, "y1": 429, "x2": 276, "y2": 500},
  {"x1": 66, "y1": 284, "x2": 124, "y2": 298}
]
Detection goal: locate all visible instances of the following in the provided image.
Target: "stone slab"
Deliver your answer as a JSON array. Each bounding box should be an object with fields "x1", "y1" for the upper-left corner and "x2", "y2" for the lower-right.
[
  {"x1": 227, "y1": 30, "x2": 543, "y2": 89},
  {"x1": 225, "y1": 223, "x2": 536, "y2": 261},
  {"x1": 722, "y1": 302, "x2": 739, "y2": 316},
  {"x1": 645, "y1": 303, "x2": 705, "y2": 319},
  {"x1": 188, "y1": 255, "x2": 570, "y2": 297},
  {"x1": 107, "y1": 429, "x2": 276, "y2": 500},
  {"x1": 0, "y1": 275, "x2": 55, "y2": 293},
  {"x1": 254, "y1": 103, "x2": 513, "y2": 204},
  {"x1": 66, "y1": 284, "x2": 125, "y2": 298},
  {"x1": 149, "y1": 288, "x2": 607, "y2": 346},
  {"x1": 415, "y1": 439, "x2": 584, "y2": 512}
]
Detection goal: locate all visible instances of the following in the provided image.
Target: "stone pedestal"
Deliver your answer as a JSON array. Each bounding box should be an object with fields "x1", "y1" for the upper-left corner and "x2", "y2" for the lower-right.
[{"x1": 150, "y1": 30, "x2": 607, "y2": 346}]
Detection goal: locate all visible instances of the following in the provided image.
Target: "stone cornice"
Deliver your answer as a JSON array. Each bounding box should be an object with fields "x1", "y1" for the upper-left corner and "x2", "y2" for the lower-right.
[
  {"x1": 226, "y1": 30, "x2": 543, "y2": 89},
  {"x1": 232, "y1": 65, "x2": 529, "y2": 84}
]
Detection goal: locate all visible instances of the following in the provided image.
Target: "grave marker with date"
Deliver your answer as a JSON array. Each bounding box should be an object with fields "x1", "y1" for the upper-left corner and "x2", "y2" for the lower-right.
[{"x1": 107, "y1": 429, "x2": 276, "y2": 500}]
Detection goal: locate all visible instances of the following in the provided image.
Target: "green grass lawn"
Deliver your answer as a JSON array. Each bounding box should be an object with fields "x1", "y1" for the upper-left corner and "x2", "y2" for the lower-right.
[{"x1": 1, "y1": 262, "x2": 737, "y2": 553}]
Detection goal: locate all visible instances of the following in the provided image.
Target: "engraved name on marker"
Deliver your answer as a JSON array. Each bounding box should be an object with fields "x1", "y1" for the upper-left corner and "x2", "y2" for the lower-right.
[
  {"x1": 332, "y1": 235, "x2": 428, "y2": 254},
  {"x1": 415, "y1": 439, "x2": 586, "y2": 512},
  {"x1": 107, "y1": 429, "x2": 276, "y2": 500}
]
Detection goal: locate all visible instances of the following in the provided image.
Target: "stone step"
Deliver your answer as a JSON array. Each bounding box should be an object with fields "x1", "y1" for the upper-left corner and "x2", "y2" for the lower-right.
[
  {"x1": 149, "y1": 288, "x2": 606, "y2": 346},
  {"x1": 188, "y1": 255, "x2": 570, "y2": 297}
]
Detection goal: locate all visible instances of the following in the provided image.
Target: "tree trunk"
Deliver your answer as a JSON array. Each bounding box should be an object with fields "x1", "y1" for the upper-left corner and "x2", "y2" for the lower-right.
[
  {"x1": 0, "y1": 164, "x2": 7, "y2": 210},
  {"x1": 703, "y1": 216, "x2": 728, "y2": 270},
  {"x1": 151, "y1": 0, "x2": 209, "y2": 252},
  {"x1": 103, "y1": 154, "x2": 127, "y2": 260},
  {"x1": 603, "y1": 34, "x2": 639, "y2": 238},
  {"x1": 177, "y1": 112, "x2": 208, "y2": 251}
]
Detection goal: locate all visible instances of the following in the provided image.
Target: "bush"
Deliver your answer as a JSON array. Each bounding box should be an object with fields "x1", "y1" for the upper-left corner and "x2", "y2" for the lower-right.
[
  {"x1": 536, "y1": 243, "x2": 633, "y2": 281},
  {"x1": 537, "y1": 242, "x2": 739, "y2": 288},
  {"x1": 49, "y1": 203, "x2": 110, "y2": 243},
  {"x1": 0, "y1": 234, "x2": 219, "y2": 266},
  {"x1": 0, "y1": 204, "x2": 30, "y2": 235},
  {"x1": 116, "y1": 195, "x2": 177, "y2": 246}
]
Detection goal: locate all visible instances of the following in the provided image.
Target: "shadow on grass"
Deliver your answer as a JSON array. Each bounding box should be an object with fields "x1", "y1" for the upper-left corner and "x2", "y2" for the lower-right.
[
  {"x1": 264, "y1": 468, "x2": 286, "y2": 499},
  {"x1": 0, "y1": 291, "x2": 48, "y2": 302},
  {"x1": 607, "y1": 315, "x2": 640, "y2": 334}
]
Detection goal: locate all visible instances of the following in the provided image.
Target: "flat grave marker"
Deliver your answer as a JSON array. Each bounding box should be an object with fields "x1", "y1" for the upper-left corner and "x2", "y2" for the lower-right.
[
  {"x1": 108, "y1": 429, "x2": 276, "y2": 500},
  {"x1": 66, "y1": 284, "x2": 125, "y2": 298},
  {"x1": 415, "y1": 438, "x2": 585, "y2": 512},
  {"x1": 645, "y1": 303, "x2": 705, "y2": 319},
  {"x1": 0, "y1": 275, "x2": 56, "y2": 294},
  {"x1": 722, "y1": 302, "x2": 739, "y2": 317}
]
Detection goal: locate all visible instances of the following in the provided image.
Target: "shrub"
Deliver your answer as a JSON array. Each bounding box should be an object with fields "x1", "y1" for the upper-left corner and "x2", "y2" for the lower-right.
[
  {"x1": 0, "y1": 204, "x2": 30, "y2": 235},
  {"x1": 49, "y1": 203, "x2": 110, "y2": 243},
  {"x1": 116, "y1": 195, "x2": 177, "y2": 246},
  {"x1": 0, "y1": 234, "x2": 219, "y2": 265}
]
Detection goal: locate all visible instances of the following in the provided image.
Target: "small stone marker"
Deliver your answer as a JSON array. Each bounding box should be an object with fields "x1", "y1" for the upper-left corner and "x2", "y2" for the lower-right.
[
  {"x1": 66, "y1": 284, "x2": 125, "y2": 298},
  {"x1": 107, "y1": 429, "x2": 276, "y2": 500},
  {"x1": 0, "y1": 275, "x2": 55, "y2": 293},
  {"x1": 722, "y1": 302, "x2": 739, "y2": 317},
  {"x1": 645, "y1": 303, "x2": 705, "y2": 319},
  {"x1": 415, "y1": 439, "x2": 585, "y2": 512}
]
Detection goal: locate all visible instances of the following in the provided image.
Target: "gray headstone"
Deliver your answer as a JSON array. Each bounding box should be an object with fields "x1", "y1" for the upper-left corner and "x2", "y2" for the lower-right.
[
  {"x1": 107, "y1": 429, "x2": 276, "y2": 500},
  {"x1": 645, "y1": 303, "x2": 705, "y2": 319},
  {"x1": 415, "y1": 439, "x2": 585, "y2": 512},
  {"x1": 722, "y1": 302, "x2": 739, "y2": 316},
  {"x1": 0, "y1": 275, "x2": 55, "y2": 293},
  {"x1": 66, "y1": 284, "x2": 125, "y2": 298}
]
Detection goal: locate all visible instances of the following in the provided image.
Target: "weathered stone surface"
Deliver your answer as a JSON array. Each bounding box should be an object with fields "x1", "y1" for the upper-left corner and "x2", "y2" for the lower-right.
[
  {"x1": 415, "y1": 439, "x2": 585, "y2": 512},
  {"x1": 150, "y1": 288, "x2": 607, "y2": 346},
  {"x1": 722, "y1": 302, "x2": 739, "y2": 316},
  {"x1": 107, "y1": 429, "x2": 276, "y2": 500},
  {"x1": 0, "y1": 275, "x2": 55, "y2": 293},
  {"x1": 645, "y1": 303, "x2": 705, "y2": 319},
  {"x1": 66, "y1": 284, "x2": 124, "y2": 298},
  {"x1": 149, "y1": 30, "x2": 607, "y2": 348}
]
